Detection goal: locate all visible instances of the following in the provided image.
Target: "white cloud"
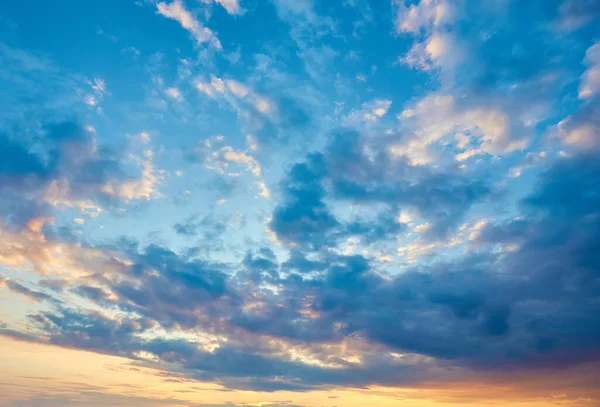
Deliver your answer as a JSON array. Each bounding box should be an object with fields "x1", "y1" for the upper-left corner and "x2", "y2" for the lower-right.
[
  {"x1": 246, "y1": 134, "x2": 258, "y2": 151},
  {"x1": 157, "y1": 0, "x2": 222, "y2": 49},
  {"x1": 200, "y1": 0, "x2": 242, "y2": 15},
  {"x1": 222, "y1": 147, "x2": 262, "y2": 176},
  {"x1": 101, "y1": 149, "x2": 165, "y2": 202},
  {"x1": 225, "y1": 79, "x2": 250, "y2": 97},
  {"x1": 195, "y1": 75, "x2": 226, "y2": 97},
  {"x1": 83, "y1": 95, "x2": 97, "y2": 106},
  {"x1": 256, "y1": 181, "x2": 271, "y2": 199},
  {"x1": 199, "y1": 138, "x2": 263, "y2": 177},
  {"x1": 393, "y1": 93, "x2": 527, "y2": 165},
  {"x1": 401, "y1": 32, "x2": 463, "y2": 72},
  {"x1": 90, "y1": 77, "x2": 106, "y2": 92},
  {"x1": 215, "y1": 0, "x2": 242, "y2": 15},
  {"x1": 196, "y1": 75, "x2": 275, "y2": 116},
  {"x1": 393, "y1": 0, "x2": 454, "y2": 34},
  {"x1": 556, "y1": 121, "x2": 599, "y2": 149},
  {"x1": 343, "y1": 99, "x2": 392, "y2": 126},
  {"x1": 455, "y1": 148, "x2": 481, "y2": 162},
  {"x1": 556, "y1": 0, "x2": 600, "y2": 31},
  {"x1": 139, "y1": 131, "x2": 151, "y2": 144},
  {"x1": 394, "y1": 0, "x2": 465, "y2": 75},
  {"x1": 579, "y1": 41, "x2": 600, "y2": 99},
  {"x1": 425, "y1": 32, "x2": 449, "y2": 60},
  {"x1": 166, "y1": 87, "x2": 184, "y2": 102}
]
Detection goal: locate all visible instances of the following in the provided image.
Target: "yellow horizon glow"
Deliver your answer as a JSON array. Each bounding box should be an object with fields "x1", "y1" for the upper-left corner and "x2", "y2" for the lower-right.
[{"x1": 0, "y1": 336, "x2": 598, "y2": 407}]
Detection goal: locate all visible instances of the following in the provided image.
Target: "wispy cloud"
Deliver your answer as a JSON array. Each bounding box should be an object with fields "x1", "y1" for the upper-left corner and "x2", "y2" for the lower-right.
[{"x1": 157, "y1": 0, "x2": 222, "y2": 49}]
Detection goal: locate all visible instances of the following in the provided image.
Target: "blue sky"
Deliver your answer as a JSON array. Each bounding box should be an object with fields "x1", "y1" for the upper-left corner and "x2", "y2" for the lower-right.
[{"x1": 1, "y1": 1, "x2": 600, "y2": 406}]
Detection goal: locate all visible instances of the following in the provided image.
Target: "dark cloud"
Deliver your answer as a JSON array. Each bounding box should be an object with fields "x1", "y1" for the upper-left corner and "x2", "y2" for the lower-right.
[
  {"x1": 269, "y1": 152, "x2": 338, "y2": 249},
  {"x1": 2, "y1": 150, "x2": 599, "y2": 393},
  {"x1": 270, "y1": 131, "x2": 490, "y2": 248},
  {"x1": 282, "y1": 250, "x2": 328, "y2": 274},
  {"x1": 28, "y1": 307, "x2": 155, "y2": 355},
  {"x1": 3, "y1": 280, "x2": 58, "y2": 303},
  {"x1": 172, "y1": 211, "x2": 241, "y2": 254},
  {"x1": 0, "y1": 121, "x2": 156, "y2": 230}
]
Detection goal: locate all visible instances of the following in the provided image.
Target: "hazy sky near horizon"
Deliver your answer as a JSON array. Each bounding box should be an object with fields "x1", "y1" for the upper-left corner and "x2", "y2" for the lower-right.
[{"x1": 1, "y1": 0, "x2": 600, "y2": 406}]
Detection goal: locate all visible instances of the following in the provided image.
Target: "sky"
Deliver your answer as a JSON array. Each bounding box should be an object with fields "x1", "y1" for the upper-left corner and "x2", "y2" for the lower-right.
[{"x1": 0, "y1": 0, "x2": 599, "y2": 406}]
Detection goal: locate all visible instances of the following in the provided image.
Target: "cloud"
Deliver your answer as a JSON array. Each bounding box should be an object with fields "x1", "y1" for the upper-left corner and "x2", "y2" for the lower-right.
[
  {"x1": 0, "y1": 42, "x2": 88, "y2": 130},
  {"x1": 256, "y1": 181, "x2": 271, "y2": 199},
  {"x1": 0, "y1": 122, "x2": 166, "y2": 278},
  {"x1": 555, "y1": 0, "x2": 600, "y2": 30},
  {"x1": 270, "y1": 132, "x2": 490, "y2": 247},
  {"x1": 393, "y1": 0, "x2": 454, "y2": 34},
  {"x1": 173, "y1": 211, "x2": 243, "y2": 252},
  {"x1": 396, "y1": 93, "x2": 528, "y2": 162},
  {"x1": 166, "y1": 87, "x2": 184, "y2": 101},
  {"x1": 190, "y1": 136, "x2": 263, "y2": 177},
  {"x1": 157, "y1": 1, "x2": 222, "y2": 49},
  {"x1": 201, "y1": 76, "x2": 274, "y2": 115},
  {"x1": 342, "y1": 99, "x2": 392, "y2": 127},
  {"x1": 0, "y1": 123, "x2": 164, "y2": 215},
  {"x1": 553, "y1": 96, "x2": 600, "y2": 149},
  {"x1": 269, "y1": 153, "x2": 338, "y2": 249},
  {"x1": 214, "y1": 0, "x2": 242, "y2": 15},
  {"x1": 269, "y1": 0, "x2": 337, "y2": 81},
  {"x1": 266, "y1": 150, "x2": 600, "y2": 367},
  {"x1": 3, "y1": 280, "x2": 58, "y2": 303},
  {"x1": 100, "y1": 148, "x2": 165, "y2": 202},
  {"x1": 2, "y1": 150, "x2": 600, "y2": 393},
  {"x1": 579, "y1": 41, "x2": 600, "y2": 100},
  {"x1": 394, "y1": 0, "x2": 566, "y2": 168}
]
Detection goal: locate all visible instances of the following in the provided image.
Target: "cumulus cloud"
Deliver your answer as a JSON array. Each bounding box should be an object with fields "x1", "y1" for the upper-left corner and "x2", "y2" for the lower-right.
[
  {"x1": 396, "y1": 94, "x2": 528, "y2": 163},
  {"x1": 269, "y1": 132, "x2": 489, "y2": 248}
]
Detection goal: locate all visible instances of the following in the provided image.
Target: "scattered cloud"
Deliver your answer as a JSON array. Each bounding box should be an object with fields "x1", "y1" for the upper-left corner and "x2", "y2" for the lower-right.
[{"x1": 157, "y1": 0, "x2": 222, "y2": 49}]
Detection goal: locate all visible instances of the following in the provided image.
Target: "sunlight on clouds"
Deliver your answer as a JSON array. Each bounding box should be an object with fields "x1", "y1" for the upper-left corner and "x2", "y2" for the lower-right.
[
  {"x1": 394, "y1": 94, "x2": 527, "y2": 165},
  {"x1": 256, "y1": 181, "x2": 271, "y2": 199},
  {"x1": 199, "y1": 137, "x2": 263, "y2": 177},
  {"x1": 397, "y1": 219, "x2": 490, "y2": 263},
  {"x1": 558, "y1": 123, "x2": 598, "y2": 148},
  {"x1": 102, "y1": 149, "x2": 165, "y2": 202},
  {"x1": 0, "y1": 217, "x2": 113, "y2": 276},
  {"x1": 43, "y1": 179, "x2": 103, "y2": 215},
  {"x1": 197, "y1": 75, "x2": 276, "y2": 117}
]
